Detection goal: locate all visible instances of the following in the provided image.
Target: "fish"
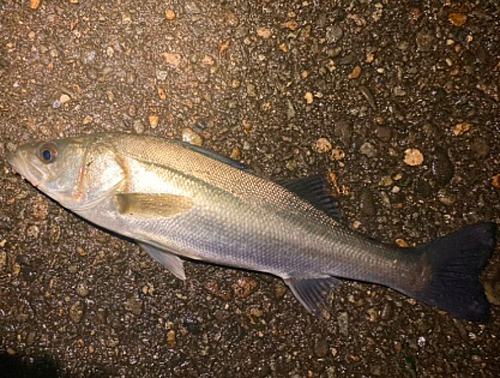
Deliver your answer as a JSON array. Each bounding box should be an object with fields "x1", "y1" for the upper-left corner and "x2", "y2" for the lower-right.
[{"x1": 5, "y1": 133, "x2": 497, "y2": 321}]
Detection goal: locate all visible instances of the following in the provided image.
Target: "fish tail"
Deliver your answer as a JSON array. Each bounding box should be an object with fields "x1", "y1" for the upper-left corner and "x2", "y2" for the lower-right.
[{"x1": 410, "y1": 222, "x2": 496, "y2": 321}]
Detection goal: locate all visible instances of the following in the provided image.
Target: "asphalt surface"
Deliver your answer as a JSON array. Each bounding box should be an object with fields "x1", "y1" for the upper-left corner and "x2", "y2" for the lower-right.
[{"x1": 1, "y1": 0, "x2": 500, "y2": 377}]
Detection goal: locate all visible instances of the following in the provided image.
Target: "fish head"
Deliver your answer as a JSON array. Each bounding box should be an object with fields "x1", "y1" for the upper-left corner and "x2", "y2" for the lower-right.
[{"x1": 6, "y1": 136, "x2": 124, "y2": 211}]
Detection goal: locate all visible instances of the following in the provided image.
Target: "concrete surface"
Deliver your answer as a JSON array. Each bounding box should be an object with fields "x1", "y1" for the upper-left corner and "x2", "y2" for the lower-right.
[{"x1": 1, "y1": 0, "x2": 500, "y2": 377}]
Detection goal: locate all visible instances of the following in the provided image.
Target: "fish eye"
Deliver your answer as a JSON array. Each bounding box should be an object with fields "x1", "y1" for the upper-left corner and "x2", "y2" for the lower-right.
[{"x1": 38, "y1": 143, "x2": 58, "y2": 164}]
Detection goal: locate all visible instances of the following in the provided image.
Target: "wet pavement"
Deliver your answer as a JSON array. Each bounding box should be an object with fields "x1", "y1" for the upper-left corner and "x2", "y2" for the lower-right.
[{"x1": 1, "y1": 0, "x2": 500, "y2": 377}]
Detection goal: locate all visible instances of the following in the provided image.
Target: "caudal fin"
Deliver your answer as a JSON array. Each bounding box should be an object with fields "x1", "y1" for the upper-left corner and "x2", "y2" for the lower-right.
[{"x1": 412, "y1": 223, "x2": 496, "y2": 321}]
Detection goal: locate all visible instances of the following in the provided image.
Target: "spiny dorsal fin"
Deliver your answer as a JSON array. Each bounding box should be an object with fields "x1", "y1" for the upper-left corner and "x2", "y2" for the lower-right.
[{"x1": 276, "y1": 175, "x2": 342, "y2": 222}]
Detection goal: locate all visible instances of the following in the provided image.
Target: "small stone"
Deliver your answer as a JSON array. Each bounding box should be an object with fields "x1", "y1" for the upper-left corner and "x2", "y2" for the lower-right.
[
  {"x1": 69, "y1": 301, "x2": 85, "y2": 323},
  {"x1": 381, "y1": 301, "x2": 394, "y2": 320},
  {"x1": 230, "y1": 146, "x2": 241, "y2": 160},
  {"x1": 315, "y1": 138, "x2": 332, "y2": 154},
  {"x1": 282, "y1": 20, "x2": 299, "y2": 31},
  {"x1": 148, "y1": 115, "x2": 159, "y2": 129},
  {"x1": 165, "y1": 9, "x2": 176, "y2": 20},
  {"x1": 82, "y1": 115, "x2": 93, "y2": 125},
  {"x1": 360, "y1": 188, "x2": 376, "y2": 216},
  {"x1": 76, "y1": 282, "x2": 89, "y2": 297},
  {"x1": 162, "y1": 53, "x2": 181, "y2": 67},
  {"x1": 124, "y1": 295, "x2": 143, "y2": 316},
  {"x1": 452, "y1": 122, "x2": 471, "y2": 136},
  {"x1": 395, "y1": 239, "x2": 409, "y2": 248},
  {"x1": 158, "y1": 87, "x2": 167, "y2": 100},
  {"x1": 404, "y1": 148, "x2": 424, "y2": 166},
  {"x1": 360, "y1": 142, "x2": 377, "y2": 158},
  {"x1": 314, "y1": 339, "x2": 328, "y2": 358},
  {"x1": 274, "y1": 282, "x2": 287, "y2": 299},
  {"x1": 325, "y1": 26, "x2": 343, "y2": 43},
  {"x1": 257, "y1": 27, "x2": 273, "y2": 38},
  {"x1": 338, "y1": 312, "x2": 349, "y2": 336},
  {"x1": 305, "y1": 92, "x2": 313, "y2": 104},
  {"x1": 416, "y1": 31, "x2": 434, "y2": 52},
  {"x1": 374, "y1": 126, "x2": 391, "y2": 142},
  {"x1": 431, "y1": 149, "x2": 454, "y2": 186},
  {"x1": 127, "y1": 104, "x2": 137, "y2": 117},
  {"x1": 167, "y1": 330, "x2": 176, "y2": 348},
  {"x1": 484, "y1": 280, "x2": 500, "y2": 305},
  {"x1": 52, "y1": 99, "x2": 62, "y2": 109},
  {"x1": 30, "y1": 0, "x2": 41, "y2": 10},
  {"x1": 334, "y1": 120, "x2": 352, "y2": 146},
  {"x1": 437, "y1": 189, "x2": 456, "y2": 206},
  {"x1": 449, "y1": 13, "x2": 467, "y2": 27},
  {"x1": 182, "y1": 128, "x2": 203, "y2": 146},
  {"x1": 0, "y1": 251, "x2": 6, "y2": 271},
  {"x1": 331, "y1": 148, "x2": 345, "y2": 161},
  {"x1": 348, "y1": 65, "x2": 362, "y2": 79},
  {"x1": 491, "y1": 174, "x2": 500, "y2": 189},
  {"x1": 232, "y1": 277, "x2": 259, "y2": 299},
  {"x1": 133, "y1": 119, "x2": 145, "y2": 134},
  {"x1": 380, "y1": 176, "x2": 393, "y2": 187}
]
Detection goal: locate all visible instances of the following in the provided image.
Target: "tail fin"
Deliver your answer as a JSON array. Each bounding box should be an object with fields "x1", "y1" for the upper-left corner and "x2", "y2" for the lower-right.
[{"x1": 412, "y1": 222, "x2": 496, "y2": 321}]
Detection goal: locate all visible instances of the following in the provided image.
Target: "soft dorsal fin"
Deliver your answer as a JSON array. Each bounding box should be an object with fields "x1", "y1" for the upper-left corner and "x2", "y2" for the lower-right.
[
  {"x1": 180, "y1": 142, "x2": 254, "y2": 173},
  {"x1": 276, "y1": 175, "x2": 342, "y2": 221}
]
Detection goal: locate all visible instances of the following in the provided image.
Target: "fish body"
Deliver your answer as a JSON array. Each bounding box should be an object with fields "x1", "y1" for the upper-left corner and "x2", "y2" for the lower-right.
[{"x1": 6, "y1": 133, "x2": 496, "y2": 320}]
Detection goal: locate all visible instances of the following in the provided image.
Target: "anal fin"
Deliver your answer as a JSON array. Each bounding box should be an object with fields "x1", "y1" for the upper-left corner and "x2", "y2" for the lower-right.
[
  {"x1": 284, "y1": 276, "x2": 342, "y2": 317},
  {"x1": 139, "y1": 242, "x2": 186, "y2": 280}
]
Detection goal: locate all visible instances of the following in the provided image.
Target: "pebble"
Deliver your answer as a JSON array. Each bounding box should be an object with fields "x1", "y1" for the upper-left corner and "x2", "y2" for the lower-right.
[
  {"x1": 404, "y1": 148, "x2": 424, "y2": 166},
  {"x1": 304, "y1": 92, "x2": 313, "y2": 104},
  {"x1": 127, "y1": 104, "x2": 137, "y2": 117},
  {"x1": 165, "y1": 9, "x2": 176, "y2": 20},
  {"x1": 76, "y1": 282, "x2": 89, "y2": 297},
  {"x1": 348, "y1": 66, "x2": 362, "y2": 79},
  {"x1": 470, "y1": 138, "x2": 489, "y2": 157},
  {"x1": 452, "y1": 122, "x2": 471, "y2": 136},
  {"x1": 326, "y1": 26, "x2": 343, "y2": 43},
  {"x1": 257, "y1": 27, "x2": 273, "y2": 38},
  {"x1": 232, "y1": 277, "x2": 259, "y2": 299},
  {"x1": 449, "y1": 13, "x2": 467, "y2": 27},
  {"x1": 181, "y1": 128, "x2": 203, "y2": 146},
  {"x1": 315, "y1": 138, "x2": 332, "y2": 154},
  {"x1": 360, "y1": 142, "x2": 377, "y2": 158},
  {"x1": 374, "y1": 126, "x2": 391, "y2": 142},
  {"x1": 167, "y1": 330, "x2": 176, "y2": 348},
  {"x1": 431, "y1": 149, "x2": 454, "y2": 186},
  {"x1": 230, "y1": 146, "x2": 241, "y2": 160},
  {"x1": 338, "y1": 312, "x2": 349, "y2": 336},
  {"x1": 484, "y1": 280, "x2": 500, "y2": 305},
  {"x1": 30, "y1": 0, "x2": 40, "y2": 10},
  {"x1": 381, "y1": 301, "x2": 394, "y2": 320},
  {"x1": 162, "y1": 53, "x2": 181, "y2": 67},
  {"x1": 330, "y1": 148, "x2": 345, "y2": 161},
  {"x1": 60, "y1": 94, "x2": 71, "y2": 104},
  {"x1": 82, "y1": 115, "x2": 93, "y2": 125},
  {"x1": 148, "y1": 115, "x2": 159, "y2": 129},
  {"x1": 133, "y1": 119, "x2": 145, "y2": 134},
  {"x1": 334, "y1": 120, "x2": 352, "y2": 146},
  {"x1": 52, "y1": 99, "x2": 62, "y2": 109},
  {"x1": 69, "y1": 301, "x2": 85, "y2": 323},
  {"x1": 286, "y1": 100, "x2": 296, "y2": 119},
  {"x1": 416, "y1": 31, "x2": 435, "y2": 52},
  {"x1": 360, "y1": 188, "x2": 376, "y2": 216},
  {"x1": 437, "y1": 189, "x2": 456, "y2": 206},
  {"x1": 0, "y1": 251, "x2": 6, "y2": 271},
  {"x1": 124, "y1": 295, "x2": 143, "y2": 316},
  {"x1": 359, "y1": 85, "x2": 376, "y2": 110},
  {"x1": 314, "y1": 339, "x2": 329, "y2": 358},
  {"x1": 491, "y1": 174, "x2": 500, "y2": 189}
]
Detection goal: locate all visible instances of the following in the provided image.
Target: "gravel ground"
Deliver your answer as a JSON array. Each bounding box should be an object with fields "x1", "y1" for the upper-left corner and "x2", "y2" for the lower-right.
[{"x1": 1, "y1": 0, "x2": 500, "y2": 377}]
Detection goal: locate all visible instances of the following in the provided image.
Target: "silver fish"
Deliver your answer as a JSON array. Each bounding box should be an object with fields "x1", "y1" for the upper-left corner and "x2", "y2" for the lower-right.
[{"x1": 6, "y1": 133, "x2": 496, "y2": 320}]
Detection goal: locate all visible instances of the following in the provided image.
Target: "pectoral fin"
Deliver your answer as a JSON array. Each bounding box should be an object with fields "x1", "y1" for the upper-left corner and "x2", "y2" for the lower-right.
[
  {"x1": 139, "y1": 242, "x2": 186, "y2": 280},
  {"x1": 284, "y1": 276, "x2": 342, "y2": 317},
  {"x1": 115, "y1": 193, "x2": 193, "y2": 218}
]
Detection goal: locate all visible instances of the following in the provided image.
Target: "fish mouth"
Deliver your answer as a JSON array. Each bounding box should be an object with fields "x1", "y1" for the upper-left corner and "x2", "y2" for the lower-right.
[{"x1": 6, "y1": 150, "x2": 44, "y2": 188}]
